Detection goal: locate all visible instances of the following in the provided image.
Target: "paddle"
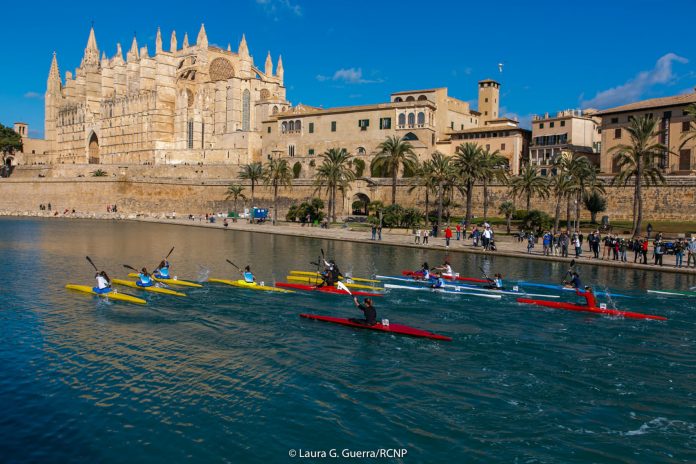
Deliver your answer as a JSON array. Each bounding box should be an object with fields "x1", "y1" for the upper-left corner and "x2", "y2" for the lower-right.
[
  {"x1": 226, "y1": 259, "x2": 242, "y2": 273},
  {"x1": 154, "y1": 246, "x2": 175, "y2": 271},
  {"x1": 123, "y1": 264, "x2": 139, "y2": 272},
  {"x1": 562, "y1": 259, "x2": 576, "y2": 285},
  {"x1": 86, "y1": 256, "x2": 98, "y2": 272},
  {"x1": 337, "y1": 280, "x2": 352, "y2": 295}
]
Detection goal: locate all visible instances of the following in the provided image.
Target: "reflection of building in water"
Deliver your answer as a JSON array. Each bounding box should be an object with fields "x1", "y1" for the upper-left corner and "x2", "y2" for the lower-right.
[{"x1": 37, "y1": 25, "x2": 289, "y2": 166}]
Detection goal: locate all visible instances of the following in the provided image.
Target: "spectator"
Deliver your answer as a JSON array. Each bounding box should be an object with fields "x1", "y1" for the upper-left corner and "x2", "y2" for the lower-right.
[
  {"x1": 654, "y1": 240, "x2": 665, "y2": 266},
  {"x1": 422, "y1": 229, "x2": 429, "y2": 245},
  {"x1": 527, "y1": 234, "x2": 535, "y2": 254},
  {"x1": 688, "y1": 237, "x2": 696, "y2": 268},
  {"x1": 482, "y1": 226, "x2": 493, "y2": 250},
  {"x1": 414, "y1": 228, "x2": 421, "y2": 244},
  {"x1": 456, "y1": 223, "x2": 461, "y2": 241},
  {"x1": 674, "y1": 238, "x2": 685, "y2": 268},
  {"x1": 542, "y1": 231, "x2": 552, "y2": 256},
  {"x1": 444, "y1": 225, "x2": 452, "y2": 248},
  {"x1": 371, "y1": 224, "x2": 377, "y2": 241}
]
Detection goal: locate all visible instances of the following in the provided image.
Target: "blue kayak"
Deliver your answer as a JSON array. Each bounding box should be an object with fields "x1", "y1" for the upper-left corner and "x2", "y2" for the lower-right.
[{"x1": 516, "y1": 281, "x2": 632, "y2": 299}]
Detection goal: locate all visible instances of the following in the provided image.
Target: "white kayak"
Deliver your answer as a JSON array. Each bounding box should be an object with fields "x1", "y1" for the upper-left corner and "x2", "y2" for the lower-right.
[{"x1": 384, "y1": 283, "x2": 502, "y2": 299}]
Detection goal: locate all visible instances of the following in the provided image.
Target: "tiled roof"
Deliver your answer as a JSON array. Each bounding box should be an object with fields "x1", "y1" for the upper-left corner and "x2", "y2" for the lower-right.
[{"x1": 595, "y1": 92, "x2": 696, "y2": 115}]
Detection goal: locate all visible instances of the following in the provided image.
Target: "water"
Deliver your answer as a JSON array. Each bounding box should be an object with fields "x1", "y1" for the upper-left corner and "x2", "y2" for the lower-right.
[{"x1": 0, "y1": 218, "x2": 695, "y2": 463}]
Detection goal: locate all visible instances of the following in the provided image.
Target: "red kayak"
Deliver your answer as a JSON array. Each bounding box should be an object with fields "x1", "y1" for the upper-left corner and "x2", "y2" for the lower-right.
[
  {"x1": 516, "y1": 298, "x2": 667, "y2": 321},
  {"x1": 401, "y1": 270, "x2": 488, "y2": 284},
  {"x1": 276, "y1": 282, "x2": 383, "y2": 297},
  {"x1": 300, "y1": 314, "x2": 452, "y2": 341}
]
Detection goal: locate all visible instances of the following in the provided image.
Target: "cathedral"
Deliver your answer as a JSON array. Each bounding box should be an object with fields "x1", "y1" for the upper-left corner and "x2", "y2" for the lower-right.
[{"x1": 45, "y1": 25, "x2": 290, "y2": 165}]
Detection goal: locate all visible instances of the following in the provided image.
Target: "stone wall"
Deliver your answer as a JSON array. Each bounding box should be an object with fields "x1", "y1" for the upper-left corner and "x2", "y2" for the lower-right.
[{"x1": 2, "y1": 165, "x2": 696, "y2": 222}]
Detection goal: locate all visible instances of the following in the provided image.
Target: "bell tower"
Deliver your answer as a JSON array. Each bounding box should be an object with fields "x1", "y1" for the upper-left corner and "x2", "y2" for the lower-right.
[{"x1": 478, "y1": 79, "x2": 500, "y2": 124}]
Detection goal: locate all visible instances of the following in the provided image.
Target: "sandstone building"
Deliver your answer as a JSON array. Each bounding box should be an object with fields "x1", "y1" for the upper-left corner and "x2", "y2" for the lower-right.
[{"x1": 40, "y1": 25, "x2": 289, "y2": 166}]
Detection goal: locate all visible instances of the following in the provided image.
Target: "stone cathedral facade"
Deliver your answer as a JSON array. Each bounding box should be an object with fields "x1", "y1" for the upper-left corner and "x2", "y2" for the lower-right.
[{"x1": 44, "y1": 25, "x2": 290, "y2": 165}]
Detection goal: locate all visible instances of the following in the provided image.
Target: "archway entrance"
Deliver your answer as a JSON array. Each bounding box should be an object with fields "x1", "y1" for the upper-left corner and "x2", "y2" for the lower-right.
[
  {"x1": 88, "y1": 133, "x2": 99, "y2": 164},
  {"x1": 352, "y1": 193, "x2": 370, "y2": 215},
  {"x1": 1, "y1": 156, "x2": 13, "y2": 178}
]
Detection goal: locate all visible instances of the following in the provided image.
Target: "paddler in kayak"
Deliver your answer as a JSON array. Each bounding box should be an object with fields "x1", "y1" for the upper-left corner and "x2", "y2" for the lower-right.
[
  {"x1": 577, "y1": 286, "x2": 598, "y2": 307},
  {"x1": 485, "y1": 273, "x2": 504, "y2": 290},
  {"x1": 154, "y1": 260, "x2": 171, "y2": 279},
  {"x1": 413, "y1": 262, "x2": 430, "y2": 281},
  {"x1": 350, "y1": 297, "x2": 377, "y2": 326},
  {"x1": 93, "y1": 270, "x2": 112, "y2": 294},
  {"x1": 433, "y1": 260, "x2": 453, "y2": 277},
  {"x1": 430, "y1": 272, "x2": 445, "y2": 289},
  {"x1": 316, "y1": 264, "x2": 340, "y2": 288},
  {"x1": 322, "y1": 259, "x2": 344, "y2": 281},
  {"x1": 137, "y1": 268, "x2": 154, "y2": 287},
  {"x1": 563, "y1": 271, "x2": 583, "y2": 289},
  {"x1": 241, "y1": 265, "x2": 255, "y2": 283}
]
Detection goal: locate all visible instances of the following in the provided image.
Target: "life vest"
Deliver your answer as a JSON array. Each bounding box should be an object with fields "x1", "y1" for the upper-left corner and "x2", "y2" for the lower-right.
[{"x1": 243, "y1": 271, "x2": 254, "y2": 283}]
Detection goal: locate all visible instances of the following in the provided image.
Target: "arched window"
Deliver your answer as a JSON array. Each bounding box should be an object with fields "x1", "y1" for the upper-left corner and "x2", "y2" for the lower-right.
[
  {"x1": 406, "y1": 96, "x2": 415, "y2": 102},
  {"x1": 281, "y1": 121, "x2": 287, "y2": 133},
  {"x1": 398, "y1": 113, "x2": 406, "y2": 126},
  {"x1": 242, "y1": 89, "x2": 250, "y2": 130},
  {"x1": 272, "y1": 106, "x2": 278, "y2": 114},
  {"x1": 394, "y1": 97, "x2": 403, "y2": 103},
  {"x1": 295, "y1": 120, "x2": 301, "y2": 132},
  {"x1": 407, "y1": 113, "x2": 415, "y2": 126},
  {"x1": 288, "y1": 120, "x2": 295, "y2": 132},
  {"x1": 417, "y1": 95, "x2": 427, "y2": 101},
  {"x1": 403, "y1": 132, "x2": 419, "y2": 141},
  {"x1": 417, "y1": 112, "x2": 425, "y2": 126},
  {"x1": 357, "y1": 147, "x2": 366, "y2": 156}
]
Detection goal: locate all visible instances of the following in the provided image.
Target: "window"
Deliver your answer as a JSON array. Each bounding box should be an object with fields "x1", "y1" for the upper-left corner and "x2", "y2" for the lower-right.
[
  {"x1": 398, "y1": 114, "x2": 405, "y2": 126},
  {"x1": 679, "y1": 149, "x2": 691, "y2": 171},
  {"x1": 485, "y1": 97, "x2": 489, "y2": 103},
  {"x1": 267, "y1": 126, "x2": 271, "y2": 133},
  {"x1": 357, "y1": 147, "x2": 366, "y2": 156},
  {"x1": 308, "y1": 148, "x2": 315, "y2": 156},
  {"x1": 407, "y1": 113, "x2": 415, "y2": 127},
  {"x1": 461, "y1": 124, "x2": 464, "y2": 130},
  {"x1": 450, "y1": 121, "x2": 454, "y2": 129},
  {"x1": 379, "y1": 117, "x2": 391, "y2": 129},
  {"x1": 331, "y1": 121, "x2": 336, "y2": 132},
  {"x1": 611, "y1": 117, "x2": 619, "y2": 124},
  {"x1": 394, "y1": 97, "x2": 403, "y2": 103},
  {"x1": 201, "y1": 122, "x2": 205, "y2": 148},
  {"x1": 288, "y1": 120, "x2": 295, "y2": 132},
  {"x1": 242, "y1": 89, "x2": 250, "y2": 131},
  {"x1": 295, "y1": 120, "x2": 302, "y2": 132},
  {"x1": 187, "y1": 119, "x2": 194, "y2": 149},
  {"x1": 486, "y1": 144, "x2": 490, "y2": 150},
  {"x1": 417, "y1": 112, "x2": 425, "y2": 126},
  {"x1": 683, "y1": 121, "x2": 691, "y2": 133},
  {"x1": 358, "y1": 119, "x2": 369, "y2": 130},
  {"x1": 614, "y1": 128, "x2": 622, "y2": 139},
  {"x1": 550, "y1": 122, "x2": 555, "y2": 128},
  {"x1": 501, "y1": 143, "x2": 506, "y2": 150},
  {"x1": 560, "y1": 120, "x2": 565, "y2": 127},
  {"x1": 288, "y1": 145, "x2": 295, "y2": 157},
  {"x1": 309, "y1": 122, "x2": 314, "y2": 133},
  {"x1": 281, "y1": 121, "x2": 287, "y2": 133},
  {"x1": 540, "y1": 123, "x2": 544, "y2": 129}
]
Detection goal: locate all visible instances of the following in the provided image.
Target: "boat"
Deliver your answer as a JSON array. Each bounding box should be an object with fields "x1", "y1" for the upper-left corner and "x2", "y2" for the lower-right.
[
  {"x1": 401, "y1": 270, "x2": 488, "y2": 284},
  {"x1": 285, "y1": 275, "x2": 383, "y2": 291},
  {"x1": 65, "y1": 284, "x2": 147, "y2": 305},
  {"x1": 384, "y1": 283, "x2": 502, "y2": 299},
  {"x1": 378, "y1": 276, "x2": 558, "y2": 298},
  {"x1": 647, "y1": 289, "x2": 696, "y2": 297},
  {"x1": 515, "y1": 281, "x2": 631, "y2": 298},
  {"x1": 300, "y1": 314, "x2": 452, "y2": 341},
  {"x1": 289, "y1": 270, "x2": 380, "y2": 284},
  {"x1": 111, "y1": 278, "x2": 187, "y2": 297},
  {"x1": 127, "y1": 273, "x2": 203, "y2": 288},
  {"x1": 208, "y1": 278, "x2": 295, "y2": 293},
  {"x1": 516, "y1": 298, "x2": 667, "y2": 321},
  {"x1": 275, "y1": 282, "x2": 383, "y2": 297}
]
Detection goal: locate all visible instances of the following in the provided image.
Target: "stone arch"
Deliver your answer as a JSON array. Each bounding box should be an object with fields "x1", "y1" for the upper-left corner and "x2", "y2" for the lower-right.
[
  {"x1": 407, "y1": 112, "x2": 415, "y2": 126},
  {"x1": 417, "y1": 95, "x2": 427, "y2": 101},
  {"x1": 405, "y1": 96, "x2": 415, "y2": 102},
  {"x1": 272, "y1": 105, "x2": 279, "y2": 114},
  {"x1": 88, "y1": 132, "x2": 100, "y2": 164},
  {"x1": 394, "y1": 97, "x2": 403, "y2": 103},
  {"x1": 209, "y1": 58, "x2": 235, "y2": 81},
  {"x1": 356, "y1": 146, "x2": 366, "y2": 156},
  {"x1": 417, "y1": 111, "x2": 425, "y2": 125},
  {"x1": 352, "y1": 192, "x2": 371, "y2": 215},
  {"x1": 0, "y1": 155, "x2": 14, "y2": 178},
  {"x1": 398, "y1": 113, "x2": 406, "y2": 126},
  {"x1": 403, "y1": 132, "x2": 419, "y2": 141}
]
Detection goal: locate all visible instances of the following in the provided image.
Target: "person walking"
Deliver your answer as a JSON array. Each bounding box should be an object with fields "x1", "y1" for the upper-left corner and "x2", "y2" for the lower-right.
[
  {"x1": 456, "y1": 223, "x2": 461, "y2": 241},
  {"x1": 444, "y1": 225, "x2": 452, "y2": 248}
]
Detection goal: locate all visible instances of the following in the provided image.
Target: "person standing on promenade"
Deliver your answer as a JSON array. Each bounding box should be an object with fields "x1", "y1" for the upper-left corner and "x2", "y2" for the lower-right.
[
  {"x1": 688, "y1": 237, "x2": 696, "y2": 268},
  {"x1": 674, "y1": 239, "x2": 685, "y2": 268},
  {"x1": 527, "y1": 234, "x2": 535, "y2": 254},
  {"x1": 632, "y1": 237, "x2": 642, "y2": 263},
  {"x1": 641, "y1": 238, "x2": 649, "y2": 264},
  {"x1": 377, "y1": 225, "x2": 382, "y2": 241},
  {"x1": 371, "y1": 224, "x2": 377, "y2": 240},
  {"x1": 414, "y1": 228, "x2": 421, "y2": 244},
  {"x1": 432, "y1": 223, "x2": 438, "y2": 239},
  {"x1": 444, "y1": 225, "x2": 452, "y2": 248},
  {"x1": 422, "y1": 229, "x2": 429, "y2": 245},
  {"x1": 654, "y1": 240, "x2": 665, "y2": 266},
  {"x1": 602, "y1": 234, "x2": 611, "y2": 260},
  {"x1": 456, "y1": 223, "x2": 461, "y2": 240},
  {"x1": 542, "y1": 231, "x2": 551, "y2": 256},
  {"x1": 619, "y1": 238, "x2": 628, "y2": 262},
  {"x1": 482, "y1": 225, "x2": 493, "y2": 250},
  {"x1": 560, "y1": 232, "x2": 569, "y2": 258},
  {"x1": 573, "y1": 233, "x2": 582, "y2": 258}
]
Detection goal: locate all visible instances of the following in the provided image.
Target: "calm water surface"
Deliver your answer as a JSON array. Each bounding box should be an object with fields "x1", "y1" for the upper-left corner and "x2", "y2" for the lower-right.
[{"x1": 0, "y1": 218, "x2": 694, "y2": 463}]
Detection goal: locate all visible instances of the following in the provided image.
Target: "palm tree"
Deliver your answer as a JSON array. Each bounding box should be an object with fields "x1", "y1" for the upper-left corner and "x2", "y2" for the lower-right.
[
  {"x1": 453, "y1": 143, "x2": 485, "y2": 224},
  {"x1": 239, "y1": 162, "x2": 263, "y2": 207},
  {"x1": 370, "y1": 136, "x2": 418, "y2": 205},
  {"x1": 610, "y1": 114, "x2": 667, "y2": 237},
  {"x1": 549, "y1": 164, "x2": 575, "y2": 233},
  {"x1": 479, "y1": 148, "x2": 509, "y2": 222},
  {"x1": 225, "y1": 184, "x2": 246, "y2": 216},
  {"x1": 498, "y1": 200, "x2": 515, "y2": 234},
  {"x1": 408, "y1": 161, "x2": 435, "y2": 227},
  {"x1": 509, "y1": 164, "x2": 550, "y2": 212},
  {"x1": 425, "y1": 151, "x2": 454, "y2": 228},
  {"x1": 262, "y1": 158, "x2": 293, "y2": 225},
  {"x1": 314, "y1": 148, "x2": 356, "y2": 222}
]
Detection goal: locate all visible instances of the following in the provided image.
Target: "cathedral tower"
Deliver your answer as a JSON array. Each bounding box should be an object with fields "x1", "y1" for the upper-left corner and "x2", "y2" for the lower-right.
[{"x1": 44, "y1": 52, "x2": 61, "y2": 143}]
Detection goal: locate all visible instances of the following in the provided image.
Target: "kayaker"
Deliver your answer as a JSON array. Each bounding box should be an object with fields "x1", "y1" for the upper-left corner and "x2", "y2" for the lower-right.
[
  {"x1": 242, "y1": 265, "x2": 255, "y2": 283},
  {"x1": 415, "y1": 262, "x2": 430, "y2": 280},
  {"x1": 433, "y1": 260, "x2": 453, "y2": 276},
  {"x1": 316, "y1": 266, "x2": 339, "y2": 288},
  {"x1": 564, "y1": 271, "x2": 582, "y2": 289},
  {"x1": 430, "y1": 272, "x2": 445, "y2": 289},
  {"x1": 486, "y1": 273, "x2": 503, "y2": 290},
  {"x1": 323, "y1": 259, "x2": 344, "y2": 280},
  {"x1": 350, "y1": 297, "x2": 377, "y2": 326},
  {"x1": 154, "y1": 260, "x2": 170, "y2": 279},
  {"x1": 577, "y1": 286, "x2": 598, "y2": 308},
  {"x1": 137, "y1": 268, "x2": 154, "y2": 287},
  {"x1": 93, "y1": 270, "x2": 112, "y2": 294}
]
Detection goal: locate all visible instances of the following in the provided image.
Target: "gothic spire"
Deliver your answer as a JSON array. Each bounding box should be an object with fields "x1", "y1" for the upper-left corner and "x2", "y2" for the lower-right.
[
  {"x1": 265, "y1": 51, "x2": 273, "y2": 76},
  {"x1": 276, "y1": 54, "x2": 284, "y2": 80},
  {"x1": 155, "y1": 27, "x2": 163, "y2": 54},
  {"x1": 197, "y1": 23, "x2": 208, "y2": 48},
  {"x1": 47, "y1": 52, "x2": 61, "y2": 92},
  {"x1": 115, "y1": 43, "x2": 124, "y2": 63},
  {"x1": 127, "y1": 35, "x2": 139, "y2": 62},
  {"x1": 170, "y1": 30, "x2": 178, "y2": 52},
  {"x1": 227, "y1": 43, "x2": 231, "y2": 52},
  {"x1": 238, "y1": 33, "x2": 249, "y2": 58},
  {"x1": 182, "y1": 32, "x2": 189, "y2": 49},
  {"x1": 81, "y1": 26, "x2": 99, "y2": 67}
]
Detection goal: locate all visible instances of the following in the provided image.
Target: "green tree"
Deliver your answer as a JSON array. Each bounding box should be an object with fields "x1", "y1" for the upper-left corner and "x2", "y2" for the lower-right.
[
  {"x1": 583, "y1": 191, "x2": 607, "y2": 223},
  {"x1": 408, "y1": 160, "x2": 435, "y2": 227},
  {"x1": 479, "y1": 148, "x2": 509, "y2": 222},
  {"x1": 498, "y1": 200, "x2": 515, "y2": 234},
  {"x1": 0, "y1": 124, "x2": 22, "y2": 176},
  {"x1": 353, "y1": 158, "x2": 366, "y2": 177},
  {"x1": 370, "y1": 136, "x2": 418, "y2": 205},
  {"x1": 509, "y1": 164, "x2": 550, "y2": 212},
  {"x1": 681, "y1": 103, "x2": 696, "y2": 149},
  {"x1": 453, "y1": 143, "x2": 485, "y2": 224},
  {"x1": 239, "y1": 161, "x2": 263, "y2": 207},
  {"x1": 262, "y1": 158, "x2": 293, "y2": 225},
  {"x1": 428, "y1": 151, "x2": 455, "y2": 229},
  {"x1": 314, "y1": 148, "x2": 356, "y2": 222},
  {"x1": 225, "y1": 184, "x2": 246, "y2": 215},
  {"x1": 91, "y1": 169, "x2": 108, "y2": 177},
  {"x1": 610, "y1": 115, "x2": 667, "y2": 238},
  {"x1": 292, "y1": 161, "x2": 302, "y2": 179}
]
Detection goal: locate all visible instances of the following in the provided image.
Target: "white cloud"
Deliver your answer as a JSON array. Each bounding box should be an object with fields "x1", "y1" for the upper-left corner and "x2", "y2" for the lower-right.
[
  {"x1": 255, "y1": 0, "x2": 302, "y2": 18},
  {"x1": 503, "y1": 112, "x2": 533, "y2": 129},
  {"x1": 315, "y1": 67, "x2": 383, "y2": 84},
  {"x1": 581, "y1": 53, "x2": 689, "y2": 109},
  {"x1": 24, "y1": 91, "x2": 43, "y2": 99}
]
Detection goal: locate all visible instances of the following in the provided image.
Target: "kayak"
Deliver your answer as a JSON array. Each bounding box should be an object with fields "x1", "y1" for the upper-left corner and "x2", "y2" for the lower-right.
[
  {"x1": 516, "y1": 281, "x2": 631, "y2": 298},
  {"x1": 285, "y1": 275, "x2": 383, "y2": 291},
  {"x1": 208, "y1": 278, "x2": 295, "y2": 293},
  {"x1": 65, "y1": 284, "x2": 147, "y2": 305},
  {"x1": 127, "y1": 273, "x2": 202, "y2": 288},
  {"x1": 384, "y1": 283, "x2": 502, "y2": 299},
  {"x1": 276, "y1": 282, "x2": 383, "y2": 297},
  {"x1": 289, "y1": 270, "x2": 380, "y2": 284},
  {"x1": 378, "y1": 276, "x2": 558, "y2": 298},
  {"x1": 516, "y1": 298, "x2": 667, "y2": 321},
  {"x1": 300, "y1": 314, "x2": 452, "y2": 341},
  {"x1": 111, "y1": 278, "x2": 187, "y2": 297},
  {"x1": 647, "y1": 289, "x2": 696, "y2": 297},
  {"x1": 401, "y1": 270, "x2": 488, "y2": 284}
]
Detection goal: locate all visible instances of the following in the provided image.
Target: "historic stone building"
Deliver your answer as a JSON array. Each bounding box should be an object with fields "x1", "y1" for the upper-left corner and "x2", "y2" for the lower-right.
[{"x1": 41, "y1": 25, "x2": 289, "y2": 166}]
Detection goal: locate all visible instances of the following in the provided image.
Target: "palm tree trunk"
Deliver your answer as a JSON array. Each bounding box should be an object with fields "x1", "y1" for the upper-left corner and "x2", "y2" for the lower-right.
[
  {"x1": 526, "y1": 192, "x2": 531, "y2": 212},
  {"x1": 566, "y1": 196, "x2": 571, "y2": 231},
  {"x1": 483, "y1": 178, "x2": 489, "y2": 222},
  {"x1": 633, "y1": 167, "x2": 643, "y2": 238},
  {"x1": 506, "y1": 214, "x2": 511, "y2": 234},
  {"x1": 273, "y1": 183, "x2": 278, "y2": 225},
  {"x1": 575, "y1": 191, "x2": 581, "y2": 231},
  {"x1": 424, "y1": 189, "x2": 430, "y2": 227},
  {"x1": 391, "y1": 168, "x2": 397, "y2": 205},
  {"x1": 465, "y1": 181, "x2": 474, "y2": 224},
  {"x1": 437, "y1": 182, "x2": 444, "y2": 228},
  {"x1": 250, "y1": 181, "x2": 256, "y2": 224},
  {"x1": 332, "y1": 185, "x2": 337, "y2": 222},
  {"x1": 553, "y1": 194, "x2": 562, "y2": 234}
]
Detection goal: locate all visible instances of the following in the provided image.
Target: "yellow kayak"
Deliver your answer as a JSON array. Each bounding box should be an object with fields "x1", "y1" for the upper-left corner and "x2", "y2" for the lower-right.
[
  {"x1": 286, "y1": 275, "x2": 384, "y2": 291},
  {"x1": 127, "y1": 273, "x2": 202, "y2": 288},
  {"x1": 289, "y1": 270, "x2": 380, "y2": 284},
  {"x1": 208, "y1": 278, "x2": 295, "y2": 293},
  {"x1": 66, "y1": 284, "x2": 147, "y2": 305},
  {"x1": 112, "y1": 278, "x2": 187, "y2": 297}
]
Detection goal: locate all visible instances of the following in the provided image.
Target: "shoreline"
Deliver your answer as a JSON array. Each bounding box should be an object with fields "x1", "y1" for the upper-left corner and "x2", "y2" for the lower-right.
[{"x1": 3, "y1": 210, "x2": 696, "y2": 277}]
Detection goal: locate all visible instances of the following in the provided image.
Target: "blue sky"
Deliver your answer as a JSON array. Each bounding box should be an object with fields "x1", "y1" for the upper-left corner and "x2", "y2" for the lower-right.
[{"x1": 2, "y1": 0, "x2": 695, "y2": 138}]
